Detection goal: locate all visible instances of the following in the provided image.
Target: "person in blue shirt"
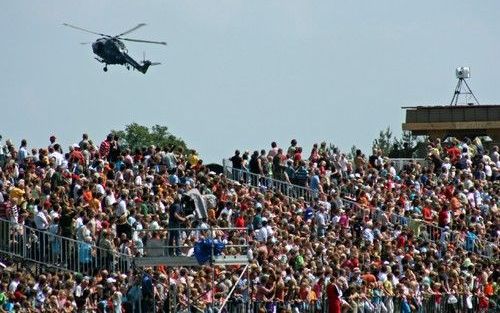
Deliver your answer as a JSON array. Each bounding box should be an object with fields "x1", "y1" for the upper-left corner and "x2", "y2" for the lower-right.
[
  {"x1": 304, "y1": 205, "x2": 314, "y2": 221},
  {"x1": 465, "y1": 228, "x2": 478, "y2": 252},
  {"x1": 401, "y1": 295, "x2": 412, "y2": 313},
  {"x1": 310, "y1": 170, "x2": 322, "y2": 198},
  {"x1": 78, "y1": 237, "x2": 93, "y2": 275},
  {"x1": 168, "y1": 168, "x2": 180, "y2": 185}
]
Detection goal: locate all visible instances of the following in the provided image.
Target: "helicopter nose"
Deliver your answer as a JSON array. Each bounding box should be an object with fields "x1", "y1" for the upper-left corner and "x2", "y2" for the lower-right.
[{"x1": 92, "y1": 41, "x2": 103, "y2": 54}]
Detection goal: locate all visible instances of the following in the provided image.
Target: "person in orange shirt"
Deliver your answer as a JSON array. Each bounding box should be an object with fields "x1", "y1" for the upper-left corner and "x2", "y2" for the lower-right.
[
  {"x1": 89, "y1": 192, "x2": 102, "y2": 213},
  {"x1": 362, "y1": 272, "x2": 377, "y2": 284},
  {"x1": 484, "y1": 277, "x2": 494, "y2": 297},
  {"x1": 358, "y1": 191, "x2": 370, "y2": 207},
  {"x1": 82, "y1": 185, "x2": 93, "y2": 203}
]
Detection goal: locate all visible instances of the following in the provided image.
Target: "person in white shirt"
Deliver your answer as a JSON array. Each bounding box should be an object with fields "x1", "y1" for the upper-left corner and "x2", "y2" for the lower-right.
[
  {"x1": 105, "y1": 189, "x2": 116, "y2": 207},
  {"x1": 363, "y1": 225, "x2": 374, "y2": 245},
  {"x1": 254, "y1": 219, "x2": 268, "y2": 243},
  {"x1": 264, "y1": 219, "x2": 274, "y2": 241},
  {"x1": 95, "y1": 177, "x2": 105, "y2": 196},
  {"x1": 116, "y1": 193, "x2": 128, "y2": 217},
  {"x1": 315, "y1": 207, "x2": 327, "y2": 237},
  {"x1": 17, "y1": 139, "x2": 29, "y2": 165},
  {"x1": 8, "y1": 272, "x2": 21, "y2": 293},
  {"x1": 34, "y1": 210, "x2": 50, "y2": 231},
  {"x1": 219, "y1": 203, "x2": 233, "y2": 223},
  {"x1": 49, "y1": 148, "x2": 64, "y2": 167}
]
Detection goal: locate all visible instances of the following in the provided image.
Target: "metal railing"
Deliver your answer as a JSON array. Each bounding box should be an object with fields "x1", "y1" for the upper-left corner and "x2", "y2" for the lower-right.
[
  {"x1": 390, "y1": 157, "x2": 427, "y2": 172},
  {"x1": 140, "y1": 226, "x2": 250, "y2": 259},
  {"x1": 164, "y1": 293, "x2": 498, "y2": 313},
  {"x1": 222, "y1": 161, "x2": 498, "y2": 260},
  {"x1": 0, "y1": 218, "x2": 133, "y2": 274},
  {"x1": 342, "y1": 198, "x2": 498, "y2": 260},
  {"x1": 222, "y1": 159, "x2": 314, "y2": 201}
]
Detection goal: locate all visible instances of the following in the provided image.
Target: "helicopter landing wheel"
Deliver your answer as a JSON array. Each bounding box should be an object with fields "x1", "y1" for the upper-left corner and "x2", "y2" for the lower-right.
[
  {"x1": 103, "y1": 66, "x2": 108, "y2": 72},
  {"x1": 126, "y1": 65, "x2": 130, "y2": 70}
]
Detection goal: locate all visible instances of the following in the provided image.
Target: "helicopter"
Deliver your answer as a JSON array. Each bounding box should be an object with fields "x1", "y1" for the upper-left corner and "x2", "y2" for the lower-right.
[{"x1": 63, "y1": 23, "x2": 166, "y2": 74}]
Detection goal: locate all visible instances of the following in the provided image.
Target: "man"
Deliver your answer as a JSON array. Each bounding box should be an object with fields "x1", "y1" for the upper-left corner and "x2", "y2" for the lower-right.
[
  {"x1": 79, "y1": 133, "x2": 90, "y2": 150},
  {"x1": 48, "y1": 135, "x2": 63, "y2": 153},
  {"x1": 49, "y1": 145, "x2": 64, "y2": 167},
  {"x1": 168, "y1": 195, "x2": 186, "y2": 256},
  {"x1": 34, "y1": 207, "x2": 51, "y2": 260},
  {"x1": 272, "y1": 148, "x2": 285, "y2": 180},
  {"x1": 69, "y1": 144, "x2": 85, "y2": 166},
  {"x1": 310, "y1": 169, "x2": 322, "y2": 198},
  {"x1": 249, "y1": 151, "x2": 262, "y2": 186},
  {"x1": 267, "y1": 141, "x2": 279, "y2": 158},
  {"x1": 108, "y1": 134, "x2": 121, "y2": 163},
  {"x1": 284, "y1": 160, "x2": 295, "y2": 184},
  {"x1": 315, "y1": 206, "x2": 327, "y2": 238},
  {"x1": 287, "y1": 139, "x2": 298, "y2": 158},
  {"x1": 99, "y1": 134, "x2": 113, "y2": 160},
  {"x1": 294, "y1": 161, "x2": 309, "y2": 187},
  {"x1": 17, "y1": 139, "x2": 28, "y2": 166},
  {"x1": 229, "y1": 150, "x2": 243, "y2": 181},
  {"x1": 0, "y1": 189, "x2": 11, "y2": 249},
  {"x1": 116, "y1": 192, "x2": 129, "y2": 217},
  {"x1": 491, "y1": 145, "x2": 499, "y2": 165}
]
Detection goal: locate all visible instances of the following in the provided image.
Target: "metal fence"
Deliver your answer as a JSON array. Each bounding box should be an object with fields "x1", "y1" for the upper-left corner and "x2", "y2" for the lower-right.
[
  {"x1": 222, "y1": 159, "x2": 314, "y2": 202},
  {"x1": 141, "y1": 226, "x2": 250, "y2": 258},
  {"x1": 0, "y1": 218, "x2": 133, "y2": 275},
  {"x1": 251, "y1": 294, "x2": 497, "y2": 313},
  {"x1": 342, "y1": 198, "x2": 498, "y2": 260},
  {"x1": 167, "y1": 293, "x2": 498, "y2": 313},
  {"x1": 221, "y1": 161, "x2": 497, "y2": 260},
  {"x1": 390, "y1": 158, "x2": 427, "y2": 172}
]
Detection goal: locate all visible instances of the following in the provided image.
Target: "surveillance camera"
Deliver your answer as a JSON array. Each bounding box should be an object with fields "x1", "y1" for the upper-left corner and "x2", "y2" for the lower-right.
[{"x1": 456, "y1": 67, "x2": 470, "y2": 79}]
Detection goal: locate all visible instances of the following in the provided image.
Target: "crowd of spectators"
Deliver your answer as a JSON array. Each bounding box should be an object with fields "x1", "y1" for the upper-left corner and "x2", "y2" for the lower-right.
[{"x1": 0, "y1": 134, "x2": 498, "y2": 312}]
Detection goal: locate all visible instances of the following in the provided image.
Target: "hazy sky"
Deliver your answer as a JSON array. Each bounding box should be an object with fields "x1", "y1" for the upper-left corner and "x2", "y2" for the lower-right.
[{"x1": 1, "y1": 1, "x2": 499, "y2": 162}]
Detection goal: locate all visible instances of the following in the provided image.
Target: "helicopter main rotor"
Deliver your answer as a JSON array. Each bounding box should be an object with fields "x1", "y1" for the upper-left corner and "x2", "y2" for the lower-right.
[{"x1": 63, "y1": 23, "x2": 167, "y2": 45}]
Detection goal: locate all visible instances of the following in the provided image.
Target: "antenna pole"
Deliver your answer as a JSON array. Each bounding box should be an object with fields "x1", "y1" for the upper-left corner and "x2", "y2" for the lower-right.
[
  {"x1": 463, "y1": 79, "x2": 480, "y2": 105},
  {"x1": 450, "y1": 78, "x2": 463, "y2": 106},
  {"x1": 449, "y1": 77, "x2": 480, "y2": 106}
]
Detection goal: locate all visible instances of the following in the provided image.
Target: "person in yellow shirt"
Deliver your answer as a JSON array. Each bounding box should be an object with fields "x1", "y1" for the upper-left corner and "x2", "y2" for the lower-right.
[
  {"x1": 9, "y1": 182, "x2": 25, "y2": 206},
  {"x1": 188, "y1": 150, "x2": 200, "y2": 167},
  {"x1": 383, "y1": 273, "x2": 395, "y2": 313}
]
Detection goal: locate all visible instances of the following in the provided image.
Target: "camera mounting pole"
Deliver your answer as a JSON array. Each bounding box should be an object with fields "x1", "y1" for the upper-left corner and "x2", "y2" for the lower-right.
[{"x1": 450, "y1": 67, "x2": 480, "y2": 106}]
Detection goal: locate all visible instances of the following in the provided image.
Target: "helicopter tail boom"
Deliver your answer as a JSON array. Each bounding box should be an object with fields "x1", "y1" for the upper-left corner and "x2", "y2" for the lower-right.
[{"x1": 122, "y1": 53, "x2": 159, "y2": 74}]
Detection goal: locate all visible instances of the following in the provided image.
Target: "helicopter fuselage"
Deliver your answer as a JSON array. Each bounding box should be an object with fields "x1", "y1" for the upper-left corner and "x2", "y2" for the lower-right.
[{"x1": 91, "y1": 38, "x2": 128, "y2": 65}]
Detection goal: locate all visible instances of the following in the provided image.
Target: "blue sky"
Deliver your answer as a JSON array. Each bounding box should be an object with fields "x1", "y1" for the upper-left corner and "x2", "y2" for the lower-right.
[{"x1": 1, "y1": 1, "x2": 499, "y2": 162}]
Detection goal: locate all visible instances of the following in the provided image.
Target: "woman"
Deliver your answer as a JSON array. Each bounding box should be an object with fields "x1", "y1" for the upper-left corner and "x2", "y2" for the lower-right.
[{"x1": 326, "y1": 276, "x2": 342, "y2": 313}]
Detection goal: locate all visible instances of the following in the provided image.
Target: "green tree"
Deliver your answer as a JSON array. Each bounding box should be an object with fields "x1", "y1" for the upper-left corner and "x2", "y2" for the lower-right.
[
  {"x1": 372, "y1": 127, "x2": 393, "y2": 156},
  {"x1": 348, "y1": 145, "x2": 358, "y2": 161},
  {"x1": 372, "y1": 127, "x2": 425, "y2": 158},
  {"x1": 111, "y1": 123, "x2": 188, "y2": 152}
]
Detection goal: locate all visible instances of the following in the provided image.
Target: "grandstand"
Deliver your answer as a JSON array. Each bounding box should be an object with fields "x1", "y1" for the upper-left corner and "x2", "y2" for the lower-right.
[{"x1": 0, "y1": 135, "x2": 498, "y2": 312}]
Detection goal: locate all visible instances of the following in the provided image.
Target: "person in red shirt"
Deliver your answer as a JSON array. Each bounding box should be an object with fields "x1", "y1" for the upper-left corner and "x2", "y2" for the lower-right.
[
  {"x1": 234, "y1": 212, "x2": 245, "y2": 228},
  {"x1": 69, "y1": 145, "x2": 86, "y2": 165},
  {"x1": 422, "y1": 201, "x2": 434, "y2": 222},
  {"x1": 438, "y1": 206, "x2": 450, "y2": 228},
  {"x1": 293, "y1": 147, "x2": 303, "y2": 166},
  {"x1": 327, "y1": 276, "x2": 342, "y2": 313},
  {"x1": 99, "y1": 134, "x2": 112, "y2": 160},
  {"x1": 397, "y1": 231, "x2": 407, "y2": 249},
  {"x1": 446, "y1": 144, "x2": 461, "y2": 165}
]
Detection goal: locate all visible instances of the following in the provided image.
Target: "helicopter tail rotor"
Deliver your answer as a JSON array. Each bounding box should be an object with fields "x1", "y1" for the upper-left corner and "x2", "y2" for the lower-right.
[{"x1": 139, "y1": 60, "x2": 161, "y2": 74}]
